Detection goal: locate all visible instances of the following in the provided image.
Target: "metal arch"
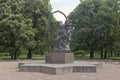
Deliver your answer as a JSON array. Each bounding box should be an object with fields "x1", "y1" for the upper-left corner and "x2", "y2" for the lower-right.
[
  {"x1": 47, "y1": 10, "x2": 67, "y2": 52},
  {"x1": 52, "y1": 10, "x2": 67, "y2": 21}
]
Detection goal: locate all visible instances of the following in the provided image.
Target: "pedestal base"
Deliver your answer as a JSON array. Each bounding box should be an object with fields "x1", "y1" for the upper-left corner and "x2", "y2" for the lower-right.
[
  {"x1": 45, "y1": 52, "x2": 74, "y2": 64},
  {"x1": 19, "y1": 61, "x2": 97, "y2": 74}
]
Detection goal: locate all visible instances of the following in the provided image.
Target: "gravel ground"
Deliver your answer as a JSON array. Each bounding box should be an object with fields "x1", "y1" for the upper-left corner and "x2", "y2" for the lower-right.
[{"x1": 0, "y1": 60, "x2": 120, "y2": 80}]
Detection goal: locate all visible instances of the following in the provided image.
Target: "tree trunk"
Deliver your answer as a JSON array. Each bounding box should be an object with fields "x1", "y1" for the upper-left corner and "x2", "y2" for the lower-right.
[
  {"x1": 27, "y1": 49, "x2": 32, "y2": 59},
  {"x1": 111, "y1": 50, "x2": 113, "y2": 57},
  {"x1": 90, "y1": 50, "x2": 94, "y2": 59},
  {"x1": 101, "y1": 50, "x2": 104, "y2": 59},
  {"x1": 114, "y1": 52, "x2": 117, "y2": 57},
  {"x1": 11, "y1": 51, "x2": 17, "y2": 60},
  {"x1": 11, "y1": 52, "x2": 14, "y2": 59},
  {"x1": 11, "y1": 50, "x2": 17, "y2": 60},
  {"x1": 108, "y1": 52, "x2": 110, "y2": 59},
  {"x1": 13, "y1": 52, "x2": 17, "y2": 60},
  {"x1": 104, "y1": 50, "x2": 107, "y2": 59}
]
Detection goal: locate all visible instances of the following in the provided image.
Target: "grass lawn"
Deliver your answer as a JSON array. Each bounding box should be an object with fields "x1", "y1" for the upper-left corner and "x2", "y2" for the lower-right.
[
  {"x1": 74, "y1": 53, "x2": 120, "y2": 60},
  {"x1": 0, "y1": 55, "x2": 45, "y2": 60},
  {"x1": 0, "y1": 53, "x2": 120, "y2": 60}
]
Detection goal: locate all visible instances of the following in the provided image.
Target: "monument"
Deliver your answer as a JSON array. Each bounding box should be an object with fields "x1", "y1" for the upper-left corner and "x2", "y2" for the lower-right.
[
  {"x1": 45, "y1": 20, "x2": 74, "y2": 64},
  {"x1": 19, "y1": 10, "x2": 98, "y2": 74}
]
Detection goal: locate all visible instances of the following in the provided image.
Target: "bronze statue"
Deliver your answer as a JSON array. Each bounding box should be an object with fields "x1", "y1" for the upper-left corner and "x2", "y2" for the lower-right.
[
  {"x1": 47, "y1": 10, "x2": 72, "y2": 52},
  {"x1": 53, "y1": 21, "x2": 71, "y2": 50}
]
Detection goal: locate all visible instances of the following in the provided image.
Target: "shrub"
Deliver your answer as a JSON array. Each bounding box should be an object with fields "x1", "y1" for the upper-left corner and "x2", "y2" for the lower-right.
[{"x1": 74, "y1": 50, "x2": 86, "y2": 56}]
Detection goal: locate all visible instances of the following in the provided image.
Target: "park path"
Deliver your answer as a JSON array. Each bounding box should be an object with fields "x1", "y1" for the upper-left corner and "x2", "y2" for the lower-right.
[{"x1": 0, "y1": 60, "x2": 120, "y2": 80}]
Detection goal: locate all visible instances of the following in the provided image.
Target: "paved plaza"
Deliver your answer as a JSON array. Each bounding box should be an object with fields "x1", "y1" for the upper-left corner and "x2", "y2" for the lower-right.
[{"x1": 0, "y1": 60, "x2": 120, "y2": 80}]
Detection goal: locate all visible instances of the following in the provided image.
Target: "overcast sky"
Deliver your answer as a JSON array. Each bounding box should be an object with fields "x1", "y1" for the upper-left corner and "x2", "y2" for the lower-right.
[{"x1": 50, "y1": 0, "x2": 80, "y2": 22}]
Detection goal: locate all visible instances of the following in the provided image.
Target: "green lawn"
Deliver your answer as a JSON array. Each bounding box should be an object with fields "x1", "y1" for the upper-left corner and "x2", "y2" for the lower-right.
[
  {"x1": 0, "y1": 55, "x2": 45, "y2": 60},
  {"x1": 74, "y1": 53, "x2": 120, "y2": 60},
  {"x1": 0, "y1": 54, "x2": 120, "y2": 60}
]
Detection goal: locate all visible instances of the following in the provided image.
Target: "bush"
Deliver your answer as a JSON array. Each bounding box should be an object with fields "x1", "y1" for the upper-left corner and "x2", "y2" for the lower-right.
[
  {"x1": 0, "y1": 53, "x2": 9, "y2": 56},
  {"x1": 74, "y1": 50, "x2": 86, "y2": 56}
]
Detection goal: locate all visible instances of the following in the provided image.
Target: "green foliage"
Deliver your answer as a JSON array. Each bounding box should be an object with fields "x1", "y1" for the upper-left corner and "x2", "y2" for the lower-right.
[
  {"x1": 69, "y1": 0, "x2": 120, "y2": 59},
  {"x1": 74, "y1": 50, "x2": 86, "y2": 57},
  {"x1": 0, "y1": 0, "x2": 25, "y2": 53},
  {"x1": 0, "y1": 0, "x2": 55, "y2": 59},
  {"x1": 0, "y1": 53, "x2": 9, "y2": 56},
  {"x1": 23, "y1": 0, "x2": 55, "y2": 54}
]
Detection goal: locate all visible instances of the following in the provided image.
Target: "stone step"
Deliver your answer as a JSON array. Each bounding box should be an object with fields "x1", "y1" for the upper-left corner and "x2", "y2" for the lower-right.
[{"x1": 19, "y1": 61, "x2": 97, "y2": 74}]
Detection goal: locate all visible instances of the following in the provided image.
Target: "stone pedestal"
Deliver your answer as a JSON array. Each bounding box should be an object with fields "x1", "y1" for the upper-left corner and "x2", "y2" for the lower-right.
[
  {"x1": 19, "y1": 51, "x2": 98, "y2": 74},
  {"x1": 45, "y1": 51, "x2": 74, "y2": 64},
  {"x1": 19, "y1": 61, "x2": 97, "y2": 74}
]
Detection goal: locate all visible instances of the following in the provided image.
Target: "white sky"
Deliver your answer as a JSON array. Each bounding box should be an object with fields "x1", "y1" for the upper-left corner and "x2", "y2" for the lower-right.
[{"x1": 50, "y1": 0, "x2": 80, "y2": 22}]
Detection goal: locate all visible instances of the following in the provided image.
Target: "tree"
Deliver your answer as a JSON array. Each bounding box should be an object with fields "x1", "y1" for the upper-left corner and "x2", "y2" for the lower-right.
[
  {"x1": 96, "y1": 0, "x2": 120, "y2": 59},
  {"x1": 22, "y1": 0, "x2": 55, "y2": 59},
  {"x1": 69, "y1": 0, "x2": 103, "y2": 59},
  {"x1": 69, "y1": 0, "x2": 120, "y2": 59},
  {"x1": 0, "y1": 0, "x2": 10, "y2": 52},
  {"x1": 106, "y1": 0, "x2": 120, "y2": 57},
  {"x1": 0, "y1": 0, "x2": 25, "y2": 59},
  {"x1": 0, "y1": 0, "x2": 56, "y2": 59}
]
